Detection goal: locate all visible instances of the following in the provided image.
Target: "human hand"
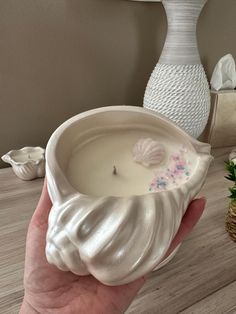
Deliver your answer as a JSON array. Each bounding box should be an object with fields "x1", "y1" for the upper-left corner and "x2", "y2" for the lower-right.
[{"x1": 20, "y1": 180, "x2": 205, "y2": 314}]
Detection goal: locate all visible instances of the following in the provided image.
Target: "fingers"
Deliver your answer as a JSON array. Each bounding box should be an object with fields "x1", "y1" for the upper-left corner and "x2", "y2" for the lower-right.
[
  {"x1": 165, "y1": 197, "x2": 206, "y2": 257},
  {"x1": 114, "y1": 277, "x2": 146, "y2": 313},
  {"x1": 122, "y1": 276, "x2": 146, "y2": 295},
  {"x1": 30, "y1": 178, "x2": 52, "y2": 227},
  {"x1": 37, "y1": 179, "x2": 52, "y2": 210}
]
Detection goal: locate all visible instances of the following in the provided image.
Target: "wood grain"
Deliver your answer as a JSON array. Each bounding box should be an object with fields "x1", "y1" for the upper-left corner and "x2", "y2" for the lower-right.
[
  {"x1": 0, "y1": 168, "x2": 43, "y2": 314},
  {"x1": 180, "y1": 281, "x2": 236, "y2": 314},
  {"x1": 0, "y1": 147, "x2": 236, "y2": 313}
]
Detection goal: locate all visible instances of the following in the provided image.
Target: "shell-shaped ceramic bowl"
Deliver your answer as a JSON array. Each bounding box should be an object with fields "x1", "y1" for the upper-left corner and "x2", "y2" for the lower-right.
[
  {"x1": 45, "y1": 106, "x2": 212, "y2": 286},
  {"x1": 1, "y1": 147, "x2": 45, "y2": 180}
]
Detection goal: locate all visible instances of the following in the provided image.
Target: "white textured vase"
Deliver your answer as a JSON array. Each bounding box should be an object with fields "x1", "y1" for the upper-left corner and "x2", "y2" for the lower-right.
[{"x1": 144, "y1": 0, "x2": 210, "y2": 138}]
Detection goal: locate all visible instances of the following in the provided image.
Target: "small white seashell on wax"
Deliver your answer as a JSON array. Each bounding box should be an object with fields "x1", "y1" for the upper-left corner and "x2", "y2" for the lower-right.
[{"x1": 133, "y1": 138, "x2": 166, "y2": 167}]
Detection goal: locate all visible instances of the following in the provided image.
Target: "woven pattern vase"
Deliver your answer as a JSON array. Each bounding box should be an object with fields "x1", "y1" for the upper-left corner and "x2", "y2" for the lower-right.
[
  {"x1": 144, "y1": 0, "x2": 210, "y2": 138},
  {"x1": 226, "y1": 201, "x2": 236, "y2": 242}
]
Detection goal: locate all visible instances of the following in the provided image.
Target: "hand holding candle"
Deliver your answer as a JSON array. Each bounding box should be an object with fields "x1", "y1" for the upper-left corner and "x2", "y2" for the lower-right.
[
  {"x1": 45, "y1": 106, "x2": 212, "y2": 285},
  {"x1": 20, "y1": 180, "x2": 205, "y2": 313}
]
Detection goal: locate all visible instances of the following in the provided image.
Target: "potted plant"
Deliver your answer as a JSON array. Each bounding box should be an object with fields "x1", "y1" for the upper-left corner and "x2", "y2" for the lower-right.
[{"x1": 225, "y1": 160, "x2": 236, "y2": 242}]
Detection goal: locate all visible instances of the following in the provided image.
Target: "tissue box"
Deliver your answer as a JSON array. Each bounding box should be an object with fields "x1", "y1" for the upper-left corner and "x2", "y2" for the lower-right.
[{"x1": 201, "y1": 90, "x2": 236, "y2": 148}]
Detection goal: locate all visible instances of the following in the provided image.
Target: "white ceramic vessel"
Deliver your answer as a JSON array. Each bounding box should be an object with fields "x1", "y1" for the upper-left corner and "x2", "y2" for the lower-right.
[
  {"x1": 143, "y1": 0, "x2": 210, "y2": 138},
  {"x1": 45, "y1": 106, "x2": 212, "y2": 286},
  {"x1": 2, "y1": 147, "x2": 45, "y2": 180}
]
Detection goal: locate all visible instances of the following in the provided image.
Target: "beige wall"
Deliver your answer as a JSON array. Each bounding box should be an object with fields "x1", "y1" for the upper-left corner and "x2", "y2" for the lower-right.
[{"x1": 1, "y1": 0, "x2": 236, "y2": 168}]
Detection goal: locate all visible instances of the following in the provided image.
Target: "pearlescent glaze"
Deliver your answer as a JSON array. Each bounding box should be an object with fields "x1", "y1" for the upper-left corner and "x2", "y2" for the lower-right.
[{"x1": 45, "y1": 106, "x2": 212, "y2": 286}]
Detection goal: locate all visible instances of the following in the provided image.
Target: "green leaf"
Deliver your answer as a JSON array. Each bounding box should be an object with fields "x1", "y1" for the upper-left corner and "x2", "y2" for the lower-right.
[
  {"x1": 228, "y1": 185, "x2": 236, "y2": 201},
  {"x1": 225, "y1": 160, "x2": 236, "y2": 183},
  {"x1": 225, "y1": 161, "x2": 236, "y2": 200},
  {"x1": 225, "y1": 175, "x2": 236, "y2": 182}
]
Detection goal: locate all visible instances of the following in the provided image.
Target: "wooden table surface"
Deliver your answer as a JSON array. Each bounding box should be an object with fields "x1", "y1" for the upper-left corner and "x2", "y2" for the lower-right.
[{"x1": 0, "y1": 147, "x2": 236, "y2": 314}]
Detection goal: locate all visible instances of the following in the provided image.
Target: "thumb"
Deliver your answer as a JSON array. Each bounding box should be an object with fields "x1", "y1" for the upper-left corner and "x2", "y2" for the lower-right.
[
  {"x1": 30, "y1": 178, "x2": 52, "y2": 227},
  {"x1": 165, "y1": 197, "x2": 206, "y2": 257}
]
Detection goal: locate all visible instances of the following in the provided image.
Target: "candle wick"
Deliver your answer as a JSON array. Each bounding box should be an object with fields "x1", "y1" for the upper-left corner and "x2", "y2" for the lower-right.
[
  {"x1": 113, "y1": 166, "x2": 117, "y2": 175},
  {"x1": 28, "y1": 154, "x2": 31, "y2": 159}
]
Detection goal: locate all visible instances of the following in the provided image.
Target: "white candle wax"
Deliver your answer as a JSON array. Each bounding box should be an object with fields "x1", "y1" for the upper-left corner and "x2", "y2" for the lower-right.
[
  {"x1": 11, "y1": 150, "x2": 43, "y2": 163},
  {"x1": 67, "y1": 128, "x2": 197, "y2": 197}
]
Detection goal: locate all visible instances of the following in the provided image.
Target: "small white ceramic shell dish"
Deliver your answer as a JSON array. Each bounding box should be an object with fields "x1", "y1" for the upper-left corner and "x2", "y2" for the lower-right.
[
  {"x1": 2, "y1": 147, "x2": 45, "y2": 180},
  {"x1": 45, "y1": 106, "x2": 212, "y2": 286}
]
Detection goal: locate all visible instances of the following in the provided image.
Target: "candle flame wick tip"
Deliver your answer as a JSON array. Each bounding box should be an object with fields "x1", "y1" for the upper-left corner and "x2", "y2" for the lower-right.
[{"x1": 113, "y1": 166, "x2": 117, "y2": 175}]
